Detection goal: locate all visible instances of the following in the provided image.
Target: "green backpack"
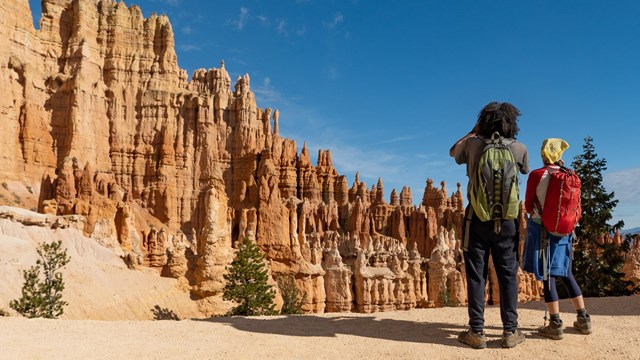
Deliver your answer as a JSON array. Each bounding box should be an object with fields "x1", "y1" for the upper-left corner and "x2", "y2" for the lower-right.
[{"x1": 463, "y1": 132, "x2": 520, "y2": 249}]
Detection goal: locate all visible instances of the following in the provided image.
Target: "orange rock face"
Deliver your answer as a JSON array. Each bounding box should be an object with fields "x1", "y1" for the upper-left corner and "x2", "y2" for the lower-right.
[
  {"x1": 623, "y1": 235, "x2": 640, "y2": 290},
  {"x1": 0, "y1": 0, "x2": 543, "y2": 314}
]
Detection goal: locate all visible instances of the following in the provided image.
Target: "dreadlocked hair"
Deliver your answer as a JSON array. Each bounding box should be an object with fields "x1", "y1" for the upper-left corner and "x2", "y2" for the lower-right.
[{"x1": 477, "y1": 102, "x2": 521, "y2": 138}]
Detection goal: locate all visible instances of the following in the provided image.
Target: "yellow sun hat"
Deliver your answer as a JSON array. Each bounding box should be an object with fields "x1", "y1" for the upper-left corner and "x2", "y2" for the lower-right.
[{"x1": 541, "y1": 138, "x2": 569, "y2": 164}]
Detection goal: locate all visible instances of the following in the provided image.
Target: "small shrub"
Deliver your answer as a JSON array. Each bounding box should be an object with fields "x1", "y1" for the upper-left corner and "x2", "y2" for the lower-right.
[
  {"x1": 277, "y1": 274, "x2": 307, "y2": 315},
  {"x1": 10, "y1": 241, "x2": 71, "y2": 319},
  {"x1": 223, "y1": 238, "x2": 276, "y2": 316},
  {"x1": 0, "y1": 308, "x2": 9, "y2": 317},
  {"x1": 438, "y1": 285, "x2": 454, "y2": 307}
]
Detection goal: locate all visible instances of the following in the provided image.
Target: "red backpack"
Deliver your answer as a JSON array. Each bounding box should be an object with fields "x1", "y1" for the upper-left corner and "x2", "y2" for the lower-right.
[{"x1": 538, "y1": 166, "x2": 582, "y2": 236}]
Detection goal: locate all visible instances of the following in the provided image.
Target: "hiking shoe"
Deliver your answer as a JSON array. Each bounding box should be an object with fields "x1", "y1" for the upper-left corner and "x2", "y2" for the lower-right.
[
  {"x1": 574, "y1": 314, "x2": 592, "y2": 334},
  {"x1": 457, "y1": 328, "x2": 487, "y2": 349},
  {"x1": 501, "y1": 329, "x2": 526, "y2": 348},
  {"x1": 538, "y1": 320, "x2": 564, "y2": 340}
]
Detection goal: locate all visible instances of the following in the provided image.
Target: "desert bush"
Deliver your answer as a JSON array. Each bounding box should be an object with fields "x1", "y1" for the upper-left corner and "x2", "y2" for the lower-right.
[
  {"x1": 438, "y1": 285, "x2": 454, "y2": 307},
  {"x1": 276, "y1": 274, "x2": 307, "y2": 315},
  {"x1": 10, "y1": 241, "x2": 71, "y2": 318}
]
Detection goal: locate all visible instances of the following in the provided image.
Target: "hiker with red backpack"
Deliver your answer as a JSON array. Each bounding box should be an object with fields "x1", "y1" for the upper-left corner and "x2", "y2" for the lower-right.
[
  {"x1": 523, "y1": 138, "x2": 592, "y2": 340},
  {"x1": 450, "y1": 102, "x2": 529, "y2": 349}
]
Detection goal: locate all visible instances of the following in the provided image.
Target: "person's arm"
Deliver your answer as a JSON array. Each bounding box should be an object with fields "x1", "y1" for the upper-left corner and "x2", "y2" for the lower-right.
[
  {"x1": 520, "y1": 147, "x2": 530, "y2": 174},
  {"x1": 449, "y1": 123, "x2": 479, "y2": 157}
]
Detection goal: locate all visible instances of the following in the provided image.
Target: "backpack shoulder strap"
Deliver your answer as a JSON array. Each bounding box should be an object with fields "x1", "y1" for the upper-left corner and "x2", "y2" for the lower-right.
[{"x1": 462, "y1": 206, "x2": 474, "y2": 251}]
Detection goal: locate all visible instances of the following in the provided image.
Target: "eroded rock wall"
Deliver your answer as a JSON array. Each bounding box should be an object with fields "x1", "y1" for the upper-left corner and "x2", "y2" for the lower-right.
[{"x1": 0, "y1": 0, "x2": 543, "y2": 314}]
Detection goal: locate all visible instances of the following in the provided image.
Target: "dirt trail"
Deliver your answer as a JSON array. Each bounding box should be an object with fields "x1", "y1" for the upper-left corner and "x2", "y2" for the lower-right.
[{"x1": 1, "y1": 296, "x2": 638, "y2": 359}]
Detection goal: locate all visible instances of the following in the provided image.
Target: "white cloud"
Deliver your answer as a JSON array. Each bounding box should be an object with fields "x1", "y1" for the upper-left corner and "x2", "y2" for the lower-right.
[
  {"x1": 275, "y1": 21, "x2": 306, "y2": 37},
  {"x1": 229, "y1": 57, "x2": 248, "y2": 66},
  {"x1": 276, "y1": 20, "x2": 287, "y2": 36},
  {"x1": 253, "y1": 77, "x2": 282, "y2": 104},
  {"x1": 181, "y1": 25, "x2": 191, "y2": 34},
  {"x1": 307, "y1": 141, "x2": 402, "y2": 186},
  {"x1": 370, "y1": 135, "x2": 427, "y2": 146},
  {"x1": 295, "y1": 26, "x2": 307, "y2": 36},
  {"x1": 257, "y1": 15, "x2": 269, "y2": 26},
  {"x1": 273, "y1": 102, "x2": 463, "y2": 203},
  {"x1": 605, "y1": 168, "x2": 640, "y2": 202},
  {"x1": 325, "y1": 12, "x2": 344, "y2": 29},
  {"x1": 232, "y1": 7, "x2": 250, "y2": 30},
  {"x1": 605, "y1": 167, "x2": 640, "y2": 228},
  {"x1": 613, "y1": 203, "x2": 640, "y2": 229}
]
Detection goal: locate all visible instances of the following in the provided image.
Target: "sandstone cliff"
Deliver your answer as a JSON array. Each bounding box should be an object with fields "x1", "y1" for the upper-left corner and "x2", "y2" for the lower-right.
[{"x1": 0, "y1": 0, "x2": 546, "y2": 315}]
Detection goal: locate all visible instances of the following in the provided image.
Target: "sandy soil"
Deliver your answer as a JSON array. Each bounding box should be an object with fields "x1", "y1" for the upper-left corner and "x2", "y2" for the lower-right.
[
  {"x1": 0, "y1": 209, "x2": 208, "y2": 320},
  {"x1": 1, "y1": 296, "x2": 638, "y2": 360}
]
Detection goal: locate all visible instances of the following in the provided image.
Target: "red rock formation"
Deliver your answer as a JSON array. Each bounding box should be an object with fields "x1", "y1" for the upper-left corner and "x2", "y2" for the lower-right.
[
  {"x1": 323, "y1": 240, "x2": 353, "y2": 312},
  {"x1": 623, "y1": 235, "x2": 640, "y2": 291},
  {"x1": 0, "y1": 0, "x2": 544, "y2": 314}
]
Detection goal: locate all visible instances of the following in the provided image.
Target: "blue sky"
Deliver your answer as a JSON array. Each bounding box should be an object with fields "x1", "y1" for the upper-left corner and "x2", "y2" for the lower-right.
[{"x1": 28, "y1": 0, "x2": 640, "y2": 229}]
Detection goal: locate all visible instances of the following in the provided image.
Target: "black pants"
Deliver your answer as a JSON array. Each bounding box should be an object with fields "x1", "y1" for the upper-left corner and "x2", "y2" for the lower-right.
[{"x1": 463, "y1": 213, "x2": 519, "y2": 332}]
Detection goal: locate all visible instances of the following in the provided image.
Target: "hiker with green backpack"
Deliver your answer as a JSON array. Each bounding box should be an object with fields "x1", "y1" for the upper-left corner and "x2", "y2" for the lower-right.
[
  {"x1": 523, "y1": 138, "x2": 592, "y2": 340},
  {"x1": 450, "y1": 102, "x2": 530, "y2": 349}
]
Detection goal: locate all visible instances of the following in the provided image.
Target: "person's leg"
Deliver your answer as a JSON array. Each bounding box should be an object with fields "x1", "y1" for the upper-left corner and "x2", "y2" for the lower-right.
[
  {"x1": 558, "y1": 264, "x2": 584, "y2": 309},
  {"x1": 490, "y1": 219, "x2": 525, "y2": 348},
  {"x1": 464, "y1": 220, "x2": 491, "y2": 333},
  {"x1": 490, "y1": 219, "x2": 519, "y2": 333},
  {"x1": 556, "y1": 265, "x2": 592, "y2": 334},
  {"x1": 540, "y1": 276, "x2": 564, "y2": 339},
  {"x1": 546, "y1": 300, "x2": 560, "y2": 314},
  {"x1": 458, "y1": 216, "x2": 491, "y2": 349},
  {"x1": 571, "y1": 295, "x2": 585, "y2": 311},
  {"x1": 543, "y1": 275, "x2": 561, "y2": 315}
]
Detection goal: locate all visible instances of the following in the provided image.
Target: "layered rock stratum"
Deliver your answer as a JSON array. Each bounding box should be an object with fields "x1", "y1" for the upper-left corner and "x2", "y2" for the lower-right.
[{"x1": 4, "y1": 0, "x2": 632, "y2": 317}]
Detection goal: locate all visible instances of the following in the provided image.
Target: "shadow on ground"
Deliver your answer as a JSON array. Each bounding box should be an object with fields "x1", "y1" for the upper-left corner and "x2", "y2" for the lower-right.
[
  {"x1": 192, "y1": 297, "x2": 639, "y2": 348},
  {"x1": 196, "y1": 315, "x2": 516, "y2": 348},
  {"x1": 152, "y1": 305, "x2": 180, "y2": 320},
  {"x1": 517, "y1": 296, "x2": 640, "y2": 316}
]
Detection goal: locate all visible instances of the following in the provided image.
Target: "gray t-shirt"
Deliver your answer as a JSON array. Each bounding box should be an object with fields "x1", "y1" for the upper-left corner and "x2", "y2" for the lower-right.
[{"x1": 453, "y1": 136, "x2": 530, "y2": 201}]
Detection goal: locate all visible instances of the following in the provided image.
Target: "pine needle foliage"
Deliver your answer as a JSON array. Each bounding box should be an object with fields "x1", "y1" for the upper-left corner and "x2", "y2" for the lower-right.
[
  {"x1": 438, "y1": 284, "x2": 454, "y2": 307},
  {"x1": 570, "y1": 136, "x2": 637, "y2": 296},
  {"x1": 10, "y1": 241, "x2": 71, "y2": 318},
  {"x1": 277, "y1": 274, "x2": 307, "y2": 315},
  {"x1": 223, "y1": 238, "x2": 276, "y2": 316}
]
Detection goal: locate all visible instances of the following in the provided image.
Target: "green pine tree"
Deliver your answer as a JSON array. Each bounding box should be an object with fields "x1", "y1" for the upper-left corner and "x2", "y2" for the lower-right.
[
  {"x1": 276, "y1": 274, "x2": 307, "y2": 315},
  {"x1": 571, "y1": 136, "x2": 636, "y2": 296},
  {"x1": 10, "y1": 241, "x2": 71, "y2": 318},
  {"x1": 223, "y1": 238, "x2": 276, "y2": 316}
]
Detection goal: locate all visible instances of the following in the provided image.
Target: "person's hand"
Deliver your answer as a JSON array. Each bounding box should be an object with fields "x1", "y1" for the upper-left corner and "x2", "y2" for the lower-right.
[{"x1": 449, "y1": 121, "x2": 479, "y2": 157}]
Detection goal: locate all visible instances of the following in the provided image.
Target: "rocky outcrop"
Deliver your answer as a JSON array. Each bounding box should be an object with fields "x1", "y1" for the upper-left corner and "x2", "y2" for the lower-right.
[
  {"x1": 427, "y1": 228, "x2": 465, "y2": 306},
  {"x1": 323, "y1": 240, "x2": 353, "y2": 312},
  {"x1": 623, "y1": 235, "x2": 640, "y2": 290},
  {"x1": 0, "y1": 0, "x2": 544, "y2": 314}
]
